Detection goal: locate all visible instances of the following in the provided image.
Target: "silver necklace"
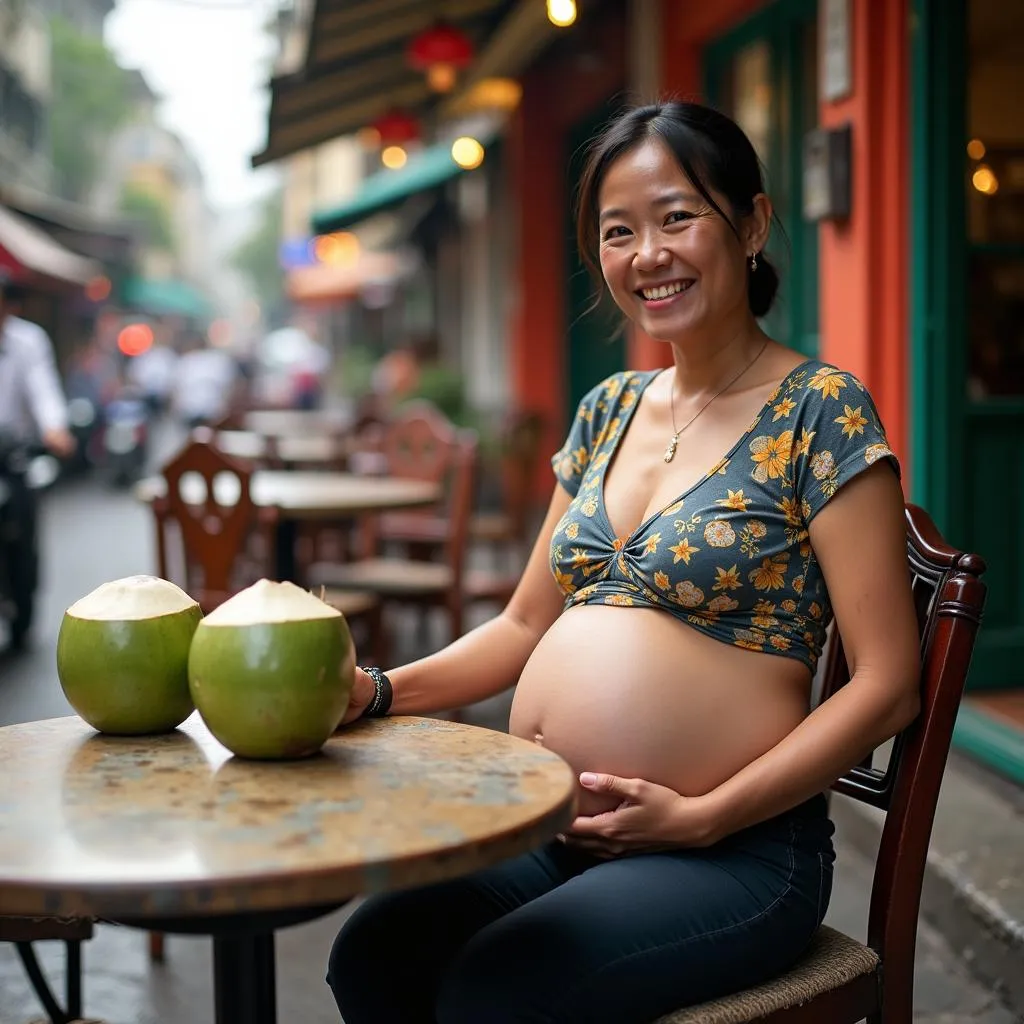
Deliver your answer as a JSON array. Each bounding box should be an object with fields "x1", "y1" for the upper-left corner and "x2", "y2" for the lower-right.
[{"x1": 663, "y1": 340, "x2": 770, "y2": 463}]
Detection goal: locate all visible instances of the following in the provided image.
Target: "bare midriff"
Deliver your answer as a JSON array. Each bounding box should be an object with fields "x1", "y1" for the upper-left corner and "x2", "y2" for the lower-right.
[{"x1": 509, "y1": 605, "x2": 812, "y2": 817}]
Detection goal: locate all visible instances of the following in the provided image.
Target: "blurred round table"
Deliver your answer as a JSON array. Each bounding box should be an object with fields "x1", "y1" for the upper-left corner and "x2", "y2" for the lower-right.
[
  {"x1": 208, "y1": 429, "x2": 348, "y2": 467},
  {"x1": 242, "y1": 409, "x2": 351, "y2": 437},
  {"x1": 0, "y1": 714, "x2": 576, "y2": 1024},
  {"x1": 136, "y1": 470, "x2": 440, "y2": 580}
]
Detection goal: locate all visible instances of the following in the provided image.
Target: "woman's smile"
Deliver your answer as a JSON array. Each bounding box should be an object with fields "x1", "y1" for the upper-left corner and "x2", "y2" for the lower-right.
[{"x1": 637, "y1": 278, "x2": 697, "y2": 309}]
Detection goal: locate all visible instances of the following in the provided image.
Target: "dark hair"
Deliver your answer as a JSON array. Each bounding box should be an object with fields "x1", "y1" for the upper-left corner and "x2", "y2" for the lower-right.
[{"x1": 575, "y1": 101, "x2": 781, "y2": 318}]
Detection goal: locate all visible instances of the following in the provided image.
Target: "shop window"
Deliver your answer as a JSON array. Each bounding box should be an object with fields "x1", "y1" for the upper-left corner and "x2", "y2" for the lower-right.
[{"x1": 965, "y1": 0, "x2": 1024, "y2": 399}]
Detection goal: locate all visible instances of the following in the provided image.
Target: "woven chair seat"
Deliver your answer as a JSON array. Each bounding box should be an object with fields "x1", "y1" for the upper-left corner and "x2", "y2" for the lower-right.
[
  {"x1": 316, "y1": 558, "x2": 453, "y2": 596},
  {"x1": 320, "y1": 589, "x2": 380, "y2": 619},
  {"x1": 469, "y1": 511, "x2": 515, "y2": 543},
  {"x1": 0, "y1": 916, "x2": 93, "y2": 943},
  {"x1": 464, "y1": 568, "x2": 518, "y2": 603},
  {"x1": 378, "y1": 512, "x2": 448, "y2": 544},
  {"x1": 654, "y1": 927, "x2": 879, "y2": 1024}
]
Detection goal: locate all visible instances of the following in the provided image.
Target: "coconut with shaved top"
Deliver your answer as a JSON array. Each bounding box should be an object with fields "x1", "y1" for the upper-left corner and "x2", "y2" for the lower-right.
[
  {"x1": 56, "y1": 576, "x2": 202, "y2": 735},
  {"x1": 187, "y1": 579, "x2": 354, "y2": 760}
]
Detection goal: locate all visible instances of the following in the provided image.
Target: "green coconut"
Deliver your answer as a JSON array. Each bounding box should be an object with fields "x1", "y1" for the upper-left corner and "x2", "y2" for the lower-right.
[
  {"x1": 187, "y1": 579, "x2": 354, "y2": 760},
  {"x1": 57, "y1": 576, "x2": 202, "y2": 735}
]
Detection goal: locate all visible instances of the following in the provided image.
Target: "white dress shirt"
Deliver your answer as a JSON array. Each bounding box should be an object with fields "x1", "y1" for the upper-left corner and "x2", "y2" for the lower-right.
[
  {"x1": 171, "y1": 347, "x2": 238, "y2": 422},
  {"x1": 0, "y1": 314, "x2": 70, "y2": 440}
]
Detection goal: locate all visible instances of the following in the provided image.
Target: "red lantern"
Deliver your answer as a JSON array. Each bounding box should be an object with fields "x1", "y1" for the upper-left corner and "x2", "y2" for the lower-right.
[
  {"x1": 370, "y1": 108, "x2": 421, "y2": 147},
  {"x1": 407, "y1": 20, "x2": 474, "y2": 93}
]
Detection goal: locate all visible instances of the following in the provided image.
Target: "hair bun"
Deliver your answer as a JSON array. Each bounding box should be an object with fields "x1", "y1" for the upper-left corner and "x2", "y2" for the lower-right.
[{"x1": 748, "y1": 255, "x2": 779, "y2": 318}]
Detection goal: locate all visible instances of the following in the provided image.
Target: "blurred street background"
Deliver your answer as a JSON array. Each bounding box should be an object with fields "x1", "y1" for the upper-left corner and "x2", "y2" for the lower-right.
[{"x1": 0, "y1": 0, "x2": 1023, "y2": 1021}]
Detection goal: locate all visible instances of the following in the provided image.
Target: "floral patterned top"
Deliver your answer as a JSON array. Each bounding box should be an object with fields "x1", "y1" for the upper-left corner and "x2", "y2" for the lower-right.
[{"x1": 549, "y1": 360, "x2": 899, "y2": 672}]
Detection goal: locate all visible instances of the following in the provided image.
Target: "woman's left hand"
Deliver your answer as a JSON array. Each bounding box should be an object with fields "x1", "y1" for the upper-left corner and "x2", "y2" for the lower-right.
[{"x1": 561, "y1": 772, "x2": 720, "y2": 858}]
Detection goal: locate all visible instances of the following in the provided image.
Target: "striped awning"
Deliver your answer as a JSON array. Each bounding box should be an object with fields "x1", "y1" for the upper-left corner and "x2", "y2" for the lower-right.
[
  {"x1": 252, "y1": 0, "x2": 516, "y2": 167},
  {"x1": 0, "y1": 203, "x2": 102, "y2": 286}
]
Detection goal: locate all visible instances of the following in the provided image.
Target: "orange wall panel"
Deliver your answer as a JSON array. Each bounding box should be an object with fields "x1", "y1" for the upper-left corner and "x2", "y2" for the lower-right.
[{"x1": 819, "y1": 0, "x2": 909, "y2": 478}]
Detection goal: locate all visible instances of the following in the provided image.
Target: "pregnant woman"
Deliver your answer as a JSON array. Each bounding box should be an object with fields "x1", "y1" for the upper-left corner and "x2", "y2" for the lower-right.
[{"x1": 327, "y1": 101, "x2": 920, "y2": 1024}]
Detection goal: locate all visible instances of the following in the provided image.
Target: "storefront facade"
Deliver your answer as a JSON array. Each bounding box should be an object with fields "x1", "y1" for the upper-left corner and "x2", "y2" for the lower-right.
[
  {"x1": 508, "y1": 0, "x2": 1022, "y2": 778},
  {"x1": 273, "y1": 0, "x2": 1022, "y2": 781}
]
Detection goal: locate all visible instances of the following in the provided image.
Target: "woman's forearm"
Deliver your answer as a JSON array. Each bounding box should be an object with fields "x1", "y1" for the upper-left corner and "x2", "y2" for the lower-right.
[
  {"x1": 385, "y1": 610, "x2": 545, "y2": 715},
  {"x1": 695, "y1": 671, "x2": 919, "y2": 842}
]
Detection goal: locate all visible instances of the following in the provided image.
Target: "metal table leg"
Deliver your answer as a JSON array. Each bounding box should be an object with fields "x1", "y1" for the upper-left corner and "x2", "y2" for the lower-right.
[{"x1": 213, "y1": 931, "x2": 277, "y2": 1024}]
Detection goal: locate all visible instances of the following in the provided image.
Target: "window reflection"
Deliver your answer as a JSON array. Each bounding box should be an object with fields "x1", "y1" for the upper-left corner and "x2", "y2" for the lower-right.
[{"x1": 966, "y1": 0, "x2": 1024, "y2": 399}]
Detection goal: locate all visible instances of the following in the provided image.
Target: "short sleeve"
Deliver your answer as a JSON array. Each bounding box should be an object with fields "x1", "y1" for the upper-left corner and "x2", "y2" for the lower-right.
[
  {"x1": 550, "y1": 379, "x2": 609, "y2": 498},
  {"x1": 792, "y1": 366, "x2": 900, "y2": 523}
]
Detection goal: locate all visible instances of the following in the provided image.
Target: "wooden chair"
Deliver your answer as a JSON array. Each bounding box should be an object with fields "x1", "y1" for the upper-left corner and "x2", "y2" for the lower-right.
[
  {"x1": 0, "y1": 916, "x2": 92, "y2": 1023},
  {"x1": 309, "y1": 414, "x2": 479, "y2": 662},
  {"x1": 653, "y1": 504, "x2": 987, "y2": 1024},
  {"x1": 469, "y1": 410, "x2": 545, "y2": 564},
  {"x1": 153, "y1": 440, "x2": 280, "y2": 614}
]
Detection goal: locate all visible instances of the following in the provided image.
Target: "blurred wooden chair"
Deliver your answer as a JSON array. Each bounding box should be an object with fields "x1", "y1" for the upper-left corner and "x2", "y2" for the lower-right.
[
  {"x1": 372, "y1": 408, "x2": 544, "y2": 611},
  {"x1": 309, "y1": 406, "x2": 478, "y2": 660},
  {"x1": 147, "y1": 441, "x2": 379, "y2": 959},
  {"x1": 0, "y1": 916, "x2": 92, "y2": 1023},
  {"x1": 469, "y1": 410, "x2": 545, "y2": 567},
  {"x1": 153, "y1": 440, "x2": 280, "y2": 614},
  {"x1": 653, "y1": 504, "x2": 986, "y2": 1024}
]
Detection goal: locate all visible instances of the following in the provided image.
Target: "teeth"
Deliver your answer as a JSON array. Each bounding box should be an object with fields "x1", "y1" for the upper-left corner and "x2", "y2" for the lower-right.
[{"x1": 642, "y1": 281, "x2": 691, "y2": 300}]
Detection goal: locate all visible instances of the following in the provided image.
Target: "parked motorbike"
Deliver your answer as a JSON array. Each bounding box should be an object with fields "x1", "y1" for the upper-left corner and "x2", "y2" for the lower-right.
[
  {"x1": 101, "y1": 390, "x2": 150, "y2": 487},
  {"x1": 0, "y1": 430, "x2": 60, "y2": 652}
]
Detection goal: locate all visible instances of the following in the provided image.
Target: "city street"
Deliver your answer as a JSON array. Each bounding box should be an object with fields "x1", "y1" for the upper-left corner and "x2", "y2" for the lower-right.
[{"x1": 0, "y1": 468, "x2": 1017, "y2": 1023}]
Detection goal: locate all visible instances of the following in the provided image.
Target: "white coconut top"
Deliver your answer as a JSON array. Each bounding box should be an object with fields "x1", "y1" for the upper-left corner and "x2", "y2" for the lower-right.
[
  {"x1": 67, "y1": 576, "x2": 199, "y2": 621},
  {"x1": 201, "y1": 579, "x2": 341, "y2": 626}
]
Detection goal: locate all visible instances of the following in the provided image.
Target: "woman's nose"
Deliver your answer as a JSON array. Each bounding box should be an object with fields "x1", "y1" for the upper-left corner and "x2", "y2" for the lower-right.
[{"x1": 632, "y1": 232, "x2": 671, "y2": 270}]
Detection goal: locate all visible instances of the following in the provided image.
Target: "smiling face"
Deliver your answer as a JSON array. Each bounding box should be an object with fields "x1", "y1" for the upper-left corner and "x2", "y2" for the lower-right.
[{"x1": 597, "y1": 138, "x2": 765, "y2": 344}]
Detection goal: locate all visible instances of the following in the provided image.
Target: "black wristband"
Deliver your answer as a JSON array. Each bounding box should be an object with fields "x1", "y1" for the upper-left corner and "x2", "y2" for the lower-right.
[{"x1": 359, "y1": 666, "x2": 393, "y2": 719}]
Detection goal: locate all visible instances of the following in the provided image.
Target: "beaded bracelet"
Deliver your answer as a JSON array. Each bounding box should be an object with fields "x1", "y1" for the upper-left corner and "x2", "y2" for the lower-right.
[{"x1": 360, "y1": 666, "x2": 393, "y2": 718}]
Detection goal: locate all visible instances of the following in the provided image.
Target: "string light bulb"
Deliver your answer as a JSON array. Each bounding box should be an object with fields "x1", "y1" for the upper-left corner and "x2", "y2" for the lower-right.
[
  {"x1": 382, "y1": 145, "x2": 408, "y2": 169},
  {"x1": 451, "y1": 136, "x2": 485, "y2": 170},
  {"x1": 546, "y1": 0, "x2": 577, "y2": 27}
]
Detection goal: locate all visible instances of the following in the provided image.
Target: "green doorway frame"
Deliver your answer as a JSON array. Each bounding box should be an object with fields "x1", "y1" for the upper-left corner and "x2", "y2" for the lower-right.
[
  {"x1": 912, "y1": 0, "x2": 1024, "y2": 777},
  {"x1": 703, "y1": 0, "x2": 820, "y2": 357}
]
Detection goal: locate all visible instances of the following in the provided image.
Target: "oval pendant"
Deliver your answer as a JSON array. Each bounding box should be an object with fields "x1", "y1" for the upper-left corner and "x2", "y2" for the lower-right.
[{"x1": 664, "y1": 436, "x2": 679, "y2": 463}]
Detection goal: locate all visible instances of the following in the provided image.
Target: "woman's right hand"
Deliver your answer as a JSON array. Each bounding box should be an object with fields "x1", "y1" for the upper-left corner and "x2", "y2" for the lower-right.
[{"x1": 340, "y1": 666, "x2": 376, "y2": 725}]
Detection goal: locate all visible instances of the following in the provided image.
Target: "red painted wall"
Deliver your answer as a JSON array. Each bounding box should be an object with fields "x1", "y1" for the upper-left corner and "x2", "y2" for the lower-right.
[{"x1": 507, "y1": 6, "x2": 628, "y2": 491}]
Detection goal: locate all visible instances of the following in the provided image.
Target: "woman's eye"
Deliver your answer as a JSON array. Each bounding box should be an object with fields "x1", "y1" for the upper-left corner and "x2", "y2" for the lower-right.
[
  {"x1": 666, "y1": 211, "x2": 695, "y2": 225},
  {"x1": 602, "y1": 225, "x2": 630, "y2": 241}
]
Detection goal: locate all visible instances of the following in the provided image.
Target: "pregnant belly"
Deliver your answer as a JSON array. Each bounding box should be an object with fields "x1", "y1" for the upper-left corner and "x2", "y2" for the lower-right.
[{"x1": 509, "y1": 605, "x2": 811, "y2": 817}]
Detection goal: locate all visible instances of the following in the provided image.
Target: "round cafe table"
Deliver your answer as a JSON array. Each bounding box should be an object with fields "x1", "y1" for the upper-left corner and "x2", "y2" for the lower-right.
[{"x1": 0, "y1": 714, "x2": 575, "y2": 1024}]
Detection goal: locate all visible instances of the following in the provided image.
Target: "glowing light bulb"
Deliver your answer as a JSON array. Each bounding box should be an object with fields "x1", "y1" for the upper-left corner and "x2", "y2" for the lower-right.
[
  {"x1": 451, "y1": 136, "x2": 485, "y2": 170},
  {"x1": 547, "y1": 0, "x2": 577, "y2": 28},
  {"x1": 966, "y1": 138, "x2": 986, "y2": 161},
  {"x1": 972, "y1": 165, "x2": 998, "y2": 195},
  {"x1": 427, "y1": 63, "x2": 457, "y2": 93},
  {"x1": 381, "y1": 145, "x2": 408, "y2": 169}
]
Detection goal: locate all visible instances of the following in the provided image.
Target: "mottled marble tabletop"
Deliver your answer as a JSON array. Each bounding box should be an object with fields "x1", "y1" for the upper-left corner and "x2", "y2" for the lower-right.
[{"x1": 0, "y1": 715, "x2": 576, "y2": 919}]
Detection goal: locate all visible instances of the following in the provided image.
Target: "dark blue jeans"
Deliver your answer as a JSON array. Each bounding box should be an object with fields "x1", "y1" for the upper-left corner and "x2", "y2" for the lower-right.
[{"x1": 327, "y1": 795, "x2": 835, "y2": 1024}]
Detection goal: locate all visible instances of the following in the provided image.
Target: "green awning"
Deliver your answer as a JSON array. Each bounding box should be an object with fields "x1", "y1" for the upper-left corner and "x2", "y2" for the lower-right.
[
  {"x1": 122, "y1": 276, "x2": 211, "y2": 319},
  {"x1": 312, "y1": 142, "x2": 477, "y2": 234}
]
